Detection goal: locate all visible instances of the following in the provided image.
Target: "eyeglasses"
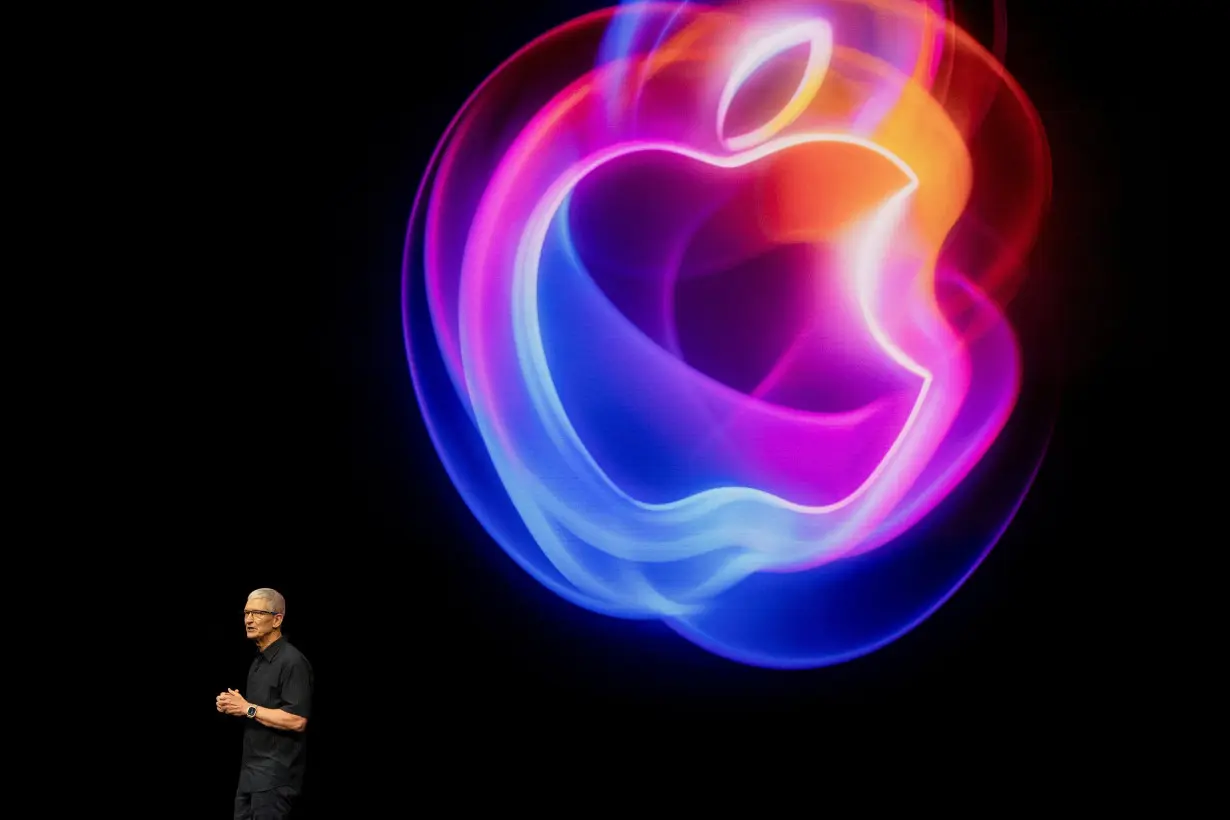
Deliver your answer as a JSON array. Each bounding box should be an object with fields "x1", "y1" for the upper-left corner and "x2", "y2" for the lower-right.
[{"x1": 243, "y1": 609, "x2": 279, "y2": 619}]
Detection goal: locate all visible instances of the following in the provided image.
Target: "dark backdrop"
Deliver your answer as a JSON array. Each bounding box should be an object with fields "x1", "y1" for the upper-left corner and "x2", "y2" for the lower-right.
[{"x1": 171, "y1": 0, "x2": 1158, "y2": 813}]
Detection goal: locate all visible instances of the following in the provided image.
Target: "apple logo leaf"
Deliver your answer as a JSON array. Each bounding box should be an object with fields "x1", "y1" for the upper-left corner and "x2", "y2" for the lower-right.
[{"x1": 716, "y1": 19, "x2": 834, "y2": 151}]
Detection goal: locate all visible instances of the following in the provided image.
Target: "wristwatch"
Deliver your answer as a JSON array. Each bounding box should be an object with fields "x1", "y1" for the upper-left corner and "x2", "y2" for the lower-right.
[{"x1": 246, "y1": 705, "x2": 257, "y2": 718}]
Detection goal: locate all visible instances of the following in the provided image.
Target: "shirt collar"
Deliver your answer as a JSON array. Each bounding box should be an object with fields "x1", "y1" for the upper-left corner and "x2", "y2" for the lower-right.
[{"x1": 258, "y1": 634, "x2": 286, "y2": 661}]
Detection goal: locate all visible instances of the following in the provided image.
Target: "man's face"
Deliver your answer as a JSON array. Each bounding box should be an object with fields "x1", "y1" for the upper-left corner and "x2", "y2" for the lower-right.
[{"x1": 243, "y1": 598, "x2": 282, "y2": 642}]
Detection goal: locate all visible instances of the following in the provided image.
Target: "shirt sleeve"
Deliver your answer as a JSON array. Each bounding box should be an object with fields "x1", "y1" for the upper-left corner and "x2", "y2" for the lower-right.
[{"x1": 280, "y1": 658, "x2": 313, "y2": 719}]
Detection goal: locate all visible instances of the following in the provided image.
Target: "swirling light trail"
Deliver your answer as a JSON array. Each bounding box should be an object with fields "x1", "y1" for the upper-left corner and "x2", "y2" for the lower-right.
[{"x1": 404, "y1": 0, "x2": 1052, "y2": 667}]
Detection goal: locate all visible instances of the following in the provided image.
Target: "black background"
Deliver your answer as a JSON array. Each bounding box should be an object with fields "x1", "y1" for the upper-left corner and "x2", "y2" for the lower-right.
[{"x1": 169, "y1": 0, "x2": 1158, "y2": 812}]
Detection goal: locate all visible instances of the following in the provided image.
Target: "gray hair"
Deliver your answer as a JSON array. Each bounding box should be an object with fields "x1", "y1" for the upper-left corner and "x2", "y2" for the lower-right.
[{"x1": 248, "y1": 588, "x2": 286, "y2": 616}]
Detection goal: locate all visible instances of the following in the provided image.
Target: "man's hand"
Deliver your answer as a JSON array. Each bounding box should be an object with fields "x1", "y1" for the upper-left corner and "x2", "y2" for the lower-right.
[{"x1": 216, "y1": 688, "x2": 250, "y2": 717}]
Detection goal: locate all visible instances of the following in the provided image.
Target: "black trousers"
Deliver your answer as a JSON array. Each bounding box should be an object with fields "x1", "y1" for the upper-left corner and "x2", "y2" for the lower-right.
[{"x1": 234, "y1": 785, "x2": 297, "y2": 819}]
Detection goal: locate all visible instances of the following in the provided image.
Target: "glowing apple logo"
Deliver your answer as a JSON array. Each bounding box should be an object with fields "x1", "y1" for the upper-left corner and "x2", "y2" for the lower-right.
[{"x1": 403, "y1": 0, "x2": 1053, "y2": 668}]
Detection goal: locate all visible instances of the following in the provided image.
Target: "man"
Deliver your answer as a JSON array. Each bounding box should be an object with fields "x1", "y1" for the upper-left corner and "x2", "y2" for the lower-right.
[{"x1": 216, "y1": 588, "x2": 314, "y2": 820}]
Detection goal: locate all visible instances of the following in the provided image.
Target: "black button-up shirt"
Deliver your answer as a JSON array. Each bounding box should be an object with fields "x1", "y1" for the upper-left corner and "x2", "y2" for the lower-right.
[{"x1": 239, "y1": 635, "x2": 313, "y2": 794}]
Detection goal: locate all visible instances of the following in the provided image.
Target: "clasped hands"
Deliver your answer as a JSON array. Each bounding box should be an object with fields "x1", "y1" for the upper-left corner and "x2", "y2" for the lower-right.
[{"x1": 216, "y1": 688, "x2": 251, "y2": 717}]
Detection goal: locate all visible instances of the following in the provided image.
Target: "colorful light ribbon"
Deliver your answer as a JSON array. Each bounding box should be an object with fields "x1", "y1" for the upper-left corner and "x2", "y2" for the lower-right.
[{"x1": 404, "y1": 0, "x2": 1052, "y2": 667}]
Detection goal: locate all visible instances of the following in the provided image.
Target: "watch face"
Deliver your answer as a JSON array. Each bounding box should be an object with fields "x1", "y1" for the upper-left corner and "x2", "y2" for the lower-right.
[{"x1": 247, "y1": 706, "x2": 256, "y2": 717}]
